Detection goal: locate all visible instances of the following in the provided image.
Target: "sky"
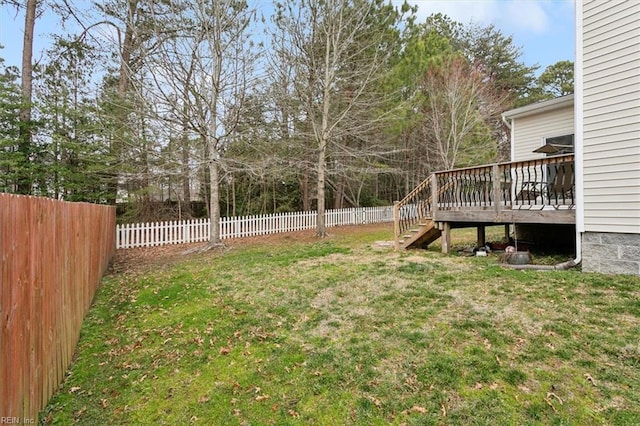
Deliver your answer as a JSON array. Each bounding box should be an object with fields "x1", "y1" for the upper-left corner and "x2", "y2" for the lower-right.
[
  {"x1": 0, "y1": 0, "x2": 575, "y2": 74},
  {"x1": 398, "y1": 0, "x2": 575, "y2": 72}
]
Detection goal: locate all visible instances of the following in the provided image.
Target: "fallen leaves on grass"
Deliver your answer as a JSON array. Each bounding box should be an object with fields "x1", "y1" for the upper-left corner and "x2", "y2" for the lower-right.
[
  {"x1": 544, "y1": 392, "x2": 563, "y2": 413},
  {"x1": 409, "y1": 405, "x2": 428, "y2": 414},
  {"x1": 368, "y1": 396, "x2": 382, "y2": 408}
]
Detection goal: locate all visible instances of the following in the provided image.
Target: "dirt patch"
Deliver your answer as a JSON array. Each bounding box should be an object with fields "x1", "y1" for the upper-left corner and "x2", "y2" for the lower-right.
[{"x1": 109, "y1": 223, "x2": 392, "y2": 275}]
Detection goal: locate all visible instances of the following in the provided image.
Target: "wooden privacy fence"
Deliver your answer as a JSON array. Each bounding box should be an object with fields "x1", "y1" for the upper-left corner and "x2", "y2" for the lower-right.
[
  {"x1": 116, "y1": 206, "x2": 394, "y2": 249},
  {"x1": 0, "y1": 194, "x2": 115, "y2": 422}
]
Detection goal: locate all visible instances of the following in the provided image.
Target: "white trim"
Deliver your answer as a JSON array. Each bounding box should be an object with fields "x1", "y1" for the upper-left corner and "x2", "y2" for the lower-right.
[
  {"x1": 575, "y1": 0, "x2": 585, "y2": 234},
  {"x1": 502, "y1": 94, "x2": 574, "y2": 121},
  {"x1": 510, "y1": 119, "x2": 516, "y2": 161}
]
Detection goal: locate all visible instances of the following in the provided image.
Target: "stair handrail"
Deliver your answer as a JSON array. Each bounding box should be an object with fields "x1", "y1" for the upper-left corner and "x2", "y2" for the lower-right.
[{"x1": 394, "y1": 175, "x2": 434, "y2": 249}]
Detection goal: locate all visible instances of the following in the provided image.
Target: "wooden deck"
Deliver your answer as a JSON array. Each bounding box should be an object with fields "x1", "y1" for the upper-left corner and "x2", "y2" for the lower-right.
[{"x1": 394, "y1": 155, "x2": 575, "y2": 250}]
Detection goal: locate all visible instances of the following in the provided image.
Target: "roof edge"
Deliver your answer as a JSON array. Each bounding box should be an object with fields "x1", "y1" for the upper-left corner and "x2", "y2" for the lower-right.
[{"x1": 502, "y1": 94, "x2": 574, "y2": 120}]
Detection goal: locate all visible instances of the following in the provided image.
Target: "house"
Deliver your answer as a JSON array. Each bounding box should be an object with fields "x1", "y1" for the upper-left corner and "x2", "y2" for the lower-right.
[
  {"x1": 501, "y1": 95, "x2": 577, "y2": 253},
  {"x1": 575, "y1": 0, "x2": 640, "y2": 275},
  {"x1": 499, "y1": 0, "x2": 640, "y2": 275},
  {"x1": 393, "y1": 0, "x2": 639, "y2": 276},
  {"x1": 502, "y1": 95, "x2": 575, "y2": 162}
]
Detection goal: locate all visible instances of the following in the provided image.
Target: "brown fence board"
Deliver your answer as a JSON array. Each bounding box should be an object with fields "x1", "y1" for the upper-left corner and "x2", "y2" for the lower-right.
[{"x1": 0, "y1": 194, "x2": 115, "y2": 422}]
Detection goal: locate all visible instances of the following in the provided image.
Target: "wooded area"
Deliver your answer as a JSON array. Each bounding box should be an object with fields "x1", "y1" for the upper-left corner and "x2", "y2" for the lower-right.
[{"x1": 0, "y1": 0, "x2": 573, "y2": 238}]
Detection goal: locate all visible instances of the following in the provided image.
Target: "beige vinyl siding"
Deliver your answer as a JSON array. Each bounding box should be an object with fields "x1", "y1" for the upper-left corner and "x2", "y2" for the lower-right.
[
  {"x1": 512, "y1": 105, "x2": 574, "y2": 161},
  {"x1": 582, "y1": 0, "x2": 640, "y2": 234}
]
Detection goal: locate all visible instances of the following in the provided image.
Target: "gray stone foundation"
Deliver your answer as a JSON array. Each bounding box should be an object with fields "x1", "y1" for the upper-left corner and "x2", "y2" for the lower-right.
[{"x1": 582, "y1": 232, "x2": 640, "y2": 275}]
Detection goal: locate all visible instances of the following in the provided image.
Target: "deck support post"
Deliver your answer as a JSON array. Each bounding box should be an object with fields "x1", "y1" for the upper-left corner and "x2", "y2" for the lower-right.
[
  {"x1": 441, "y1": 222, "x2": 451, "y2": 254},
  {"x1": 477, "y1": 226, "x2": 486, "y2": 248},
  {"x1": 504, "y1": 224, "x2": 510, "y2": 240}
]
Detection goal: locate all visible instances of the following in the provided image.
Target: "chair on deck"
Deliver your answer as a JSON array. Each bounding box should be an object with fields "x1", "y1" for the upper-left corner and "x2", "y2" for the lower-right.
[
  {"x1": 545, "y1": 161, "x2": 574, "y2": 205},
  {"x1": 515, "y1": 181, "x2": 545, "y2": 203}
]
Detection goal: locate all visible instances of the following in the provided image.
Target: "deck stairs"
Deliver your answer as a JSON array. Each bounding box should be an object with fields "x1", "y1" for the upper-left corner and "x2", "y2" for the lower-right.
[
  {"x1": 398, "y1": 219, "x2": 441, "y2": 249},
  {"x1": 394, "y1": 174, "x2": 443, "y2": 250}
]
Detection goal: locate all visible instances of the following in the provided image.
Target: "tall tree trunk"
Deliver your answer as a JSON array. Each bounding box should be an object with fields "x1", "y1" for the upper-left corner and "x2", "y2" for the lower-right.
[
  {"x1": 208, "y1": 143, "x2": 221, "y2": 244},
  {"x1": 333, "y1": 176, "x2": 345, "y2": 209},
  {"x1": 108, "y1": 0, "x2": 139, "y2": 204},
  {"x1": 118, "y1": 0, "x2": 138, "y2": 98},
  {"x1": 200, "y1": 163, "x2": 210, "y2": 218},
  {"x1": 17, "y1": 0, "x2": 37, "y2": 194},
  {"x1": 181, "y1": 134, "x2": 191, "y2": 214},
  {"x1": 232, "y1": 175, "x2": 236, "y2": 217},
  {"x1": 316, "y1": 13, "x2": 334, "y2": 238},
  {"x1": 180, "y1": 49, "x2": 198, "y2": 216},
  {"x1": 181, "y1": 110, "x2": 191, "y2": 215},
  {"x1": 300, "y1": 167, "x2": 310, "y2": 211},
  {"x1": 316, "y1": 136, "x2": 327, "y2": 236}
]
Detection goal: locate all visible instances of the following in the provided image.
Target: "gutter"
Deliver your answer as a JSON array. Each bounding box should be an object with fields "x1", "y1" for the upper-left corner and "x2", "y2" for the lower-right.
[
  {"x1": 501, "y1": 114, "x2": 511, "y2": 129},
  {"x1": 502, "y1": 114, "x2": 516, "y2": 162}
]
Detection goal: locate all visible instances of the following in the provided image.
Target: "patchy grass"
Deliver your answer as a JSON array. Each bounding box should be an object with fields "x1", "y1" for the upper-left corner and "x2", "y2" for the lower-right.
[{"x1": 41, "y1": 224, "x2": 640, "y2": 425}]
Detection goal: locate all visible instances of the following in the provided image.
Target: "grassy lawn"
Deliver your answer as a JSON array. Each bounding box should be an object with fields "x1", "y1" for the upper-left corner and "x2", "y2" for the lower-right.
[{"x1": 41, "y1": 224, "x2": 640, "y2": 425}]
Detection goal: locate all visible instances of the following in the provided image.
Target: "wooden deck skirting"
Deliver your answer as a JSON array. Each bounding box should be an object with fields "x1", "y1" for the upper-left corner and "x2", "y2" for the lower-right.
[{"x1": 394, "y1": 155, "x2": 576, "y2": 250}]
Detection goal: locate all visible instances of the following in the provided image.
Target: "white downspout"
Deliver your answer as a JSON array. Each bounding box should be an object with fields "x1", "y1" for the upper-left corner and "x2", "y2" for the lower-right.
[
  {"x1": 505, "y1": 2, "x2": 583, "y2": 271},
  {"x1": 500, "y1": 51, "x2": 583, "y2": 270},
  {"x1": 502, "y1": 113, "x2": 518, "y2": 213},
  {"x1": 501, "y1": 114, "x2": 515, "y2": 162},
  {"x1": 573, "y1": 0, "x2": 584, "y2": 267}
]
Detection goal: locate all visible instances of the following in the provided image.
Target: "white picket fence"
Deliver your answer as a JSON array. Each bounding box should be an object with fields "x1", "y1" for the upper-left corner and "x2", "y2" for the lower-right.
[{"x1": 115, "y1": 206, "x2": 394, "y2": 249}]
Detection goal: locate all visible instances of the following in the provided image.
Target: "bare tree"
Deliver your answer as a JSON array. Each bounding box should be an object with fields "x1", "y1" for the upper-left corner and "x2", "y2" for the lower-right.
[
  {"x1": 271, "y1": 0, "x2": 402, "y2": 236},
  {"x1": 421, "y1": 55, "x2": 508, "y2": 170},
  {"x1": 65, "y1": 0, "x2": 174, "y2": 207},
  {"x1": 148, "y1": 0, "x2": 258, "y2": 246}
]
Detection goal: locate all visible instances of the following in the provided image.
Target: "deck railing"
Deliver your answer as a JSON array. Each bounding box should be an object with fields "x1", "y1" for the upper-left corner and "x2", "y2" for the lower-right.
[
  {"x1": 434, "y1": 155, "x2": 574, "y2": 210},
  {"x1": 394, "y1": 155, "x2": 575, "y2": 247}
]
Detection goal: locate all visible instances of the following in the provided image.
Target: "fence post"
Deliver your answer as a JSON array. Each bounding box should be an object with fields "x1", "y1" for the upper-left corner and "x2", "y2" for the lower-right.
[{"x1": 393, "y1": 202, "x2": 400, "y2": 250}]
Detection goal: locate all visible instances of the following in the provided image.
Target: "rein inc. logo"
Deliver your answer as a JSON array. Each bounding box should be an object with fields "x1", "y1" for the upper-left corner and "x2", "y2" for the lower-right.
[{"x1": 0, "y1": 418, "x2": 35, "y2": 424}]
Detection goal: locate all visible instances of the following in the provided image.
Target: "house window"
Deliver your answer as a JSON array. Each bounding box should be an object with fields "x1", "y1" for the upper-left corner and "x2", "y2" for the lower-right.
[
  {"x1": 533, "y1": 134, "x2": 574, "y2": 156},
  {"x1": 543, "y1": 134, "x2": 574, "y2": 156}
]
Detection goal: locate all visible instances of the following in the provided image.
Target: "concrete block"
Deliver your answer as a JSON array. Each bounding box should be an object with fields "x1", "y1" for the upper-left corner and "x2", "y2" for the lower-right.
[
  {"x1": 620, "y1": 245, "x2": 640, "y2": 262},
  {"x1": 582, "y1": 243, "x2": 617, "y2": 262},
  {"x1": 581, "y1": 257, "x2": 600, "y2": 273},
  {"x1": 596, "y1": 260, "x2": 640, "y2": 276},
  {"x1": 601, "y1": 233, "x2": 640, "y2": 246},
  {"x1": 581, "y1": 232, "x2": 602, "y2": 244}
]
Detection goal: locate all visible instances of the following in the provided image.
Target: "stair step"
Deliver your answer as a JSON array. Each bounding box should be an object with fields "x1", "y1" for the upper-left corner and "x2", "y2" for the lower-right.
[{"x1": 400, "y1": 220, "x2": 442, "y2": 250}]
